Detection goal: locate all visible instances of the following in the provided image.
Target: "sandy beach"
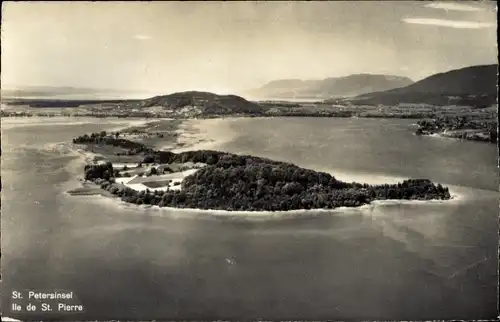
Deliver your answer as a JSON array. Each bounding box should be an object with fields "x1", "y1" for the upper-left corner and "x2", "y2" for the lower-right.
[{"x1": 167, "y1": 118, "x2": 239, "y2": 152}]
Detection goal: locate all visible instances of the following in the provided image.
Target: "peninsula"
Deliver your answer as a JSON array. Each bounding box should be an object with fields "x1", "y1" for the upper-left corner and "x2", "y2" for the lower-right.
[{"x1": 69, "y1": 128, "x2": 451, "y2": 212}]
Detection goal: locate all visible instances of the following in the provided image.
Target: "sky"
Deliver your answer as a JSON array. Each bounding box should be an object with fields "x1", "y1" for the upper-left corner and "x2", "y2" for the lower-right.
[{"x1": 1, "y1": 1, "x2": 497, "y2": 94}]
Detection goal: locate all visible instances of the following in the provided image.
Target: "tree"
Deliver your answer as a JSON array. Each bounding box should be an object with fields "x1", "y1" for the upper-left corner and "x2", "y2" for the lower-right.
[
  {"x1": 143, "y1": 155, "x2": 155, "y2": 163},
  {"x1": 102, "y1": 170, "x2": 111, "y2": 180},
  {"x1": 282, "y1": 182, "x2": 303, "y2": 195}
]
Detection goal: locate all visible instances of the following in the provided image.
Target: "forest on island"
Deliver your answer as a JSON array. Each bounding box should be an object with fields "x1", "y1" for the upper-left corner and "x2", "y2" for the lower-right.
[{"x1": 79, "y1": 135, "x2": 451, "y2": 211}]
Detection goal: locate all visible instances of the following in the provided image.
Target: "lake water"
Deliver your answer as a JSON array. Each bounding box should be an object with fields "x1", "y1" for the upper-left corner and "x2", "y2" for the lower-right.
[{"x1": 1, "y1": 117, "x2": 498, "y2": 320}]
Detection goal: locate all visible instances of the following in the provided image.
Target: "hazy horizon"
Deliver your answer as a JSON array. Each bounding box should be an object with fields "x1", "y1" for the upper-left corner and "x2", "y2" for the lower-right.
[{"x1": 1, "y1": 1, "x2": 497, "y2": 94}]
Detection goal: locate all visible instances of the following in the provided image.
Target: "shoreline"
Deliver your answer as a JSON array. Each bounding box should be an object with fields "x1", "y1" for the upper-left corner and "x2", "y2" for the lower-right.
[
  {"x1": 60, "y1": 119, "x2": 176, "y2": 191},
  {"x1": 3, "y1": 115, "x2": 496, "y2": 145},
  {"x1": 417, "y1": 131, "x2": 495, "y2": 144},
  {"x1": 167, "y1": 118, "x2": 238, "y2": 152},
  {"x1": 63, "y1": 117, "x2": 465, "y2": 220},
  {"x1": 0, "y1": 116, "x2": 154, "y2": 132},
  {"x1": 66, "y1": 170, "x2": 463, "y2": 221},
  {"x1": 71, "y1": 186, "x2": 464, "y2": 222},
  {"x1": 66, "y1": 160, "x2": 464, "y2": 222}
]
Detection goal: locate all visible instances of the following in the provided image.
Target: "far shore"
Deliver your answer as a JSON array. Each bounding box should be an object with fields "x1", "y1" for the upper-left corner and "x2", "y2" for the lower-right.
[{"x1": 418, "y1": 131, "x2": 495, "y2": 144}]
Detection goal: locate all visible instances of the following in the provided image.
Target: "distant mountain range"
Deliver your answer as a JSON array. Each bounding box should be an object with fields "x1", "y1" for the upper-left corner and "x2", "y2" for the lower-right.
[
  {"x1": 338, "y1": 64, "x2": 498, "y2": 107},
  {"x1": 3, "y1": 64, "x2": 497, "y2": 113},
  {"x1": 244, "y1": 74, "x2": 414, "y2": 100},
  {"x1": 0, "y1": 85, "x2": 155, "y2": 100}
]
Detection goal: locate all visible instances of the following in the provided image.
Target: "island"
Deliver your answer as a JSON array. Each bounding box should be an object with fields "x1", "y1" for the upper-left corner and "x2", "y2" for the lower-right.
[{"x1": 69, "y1": 130, "x2": 451, "y2": 212}]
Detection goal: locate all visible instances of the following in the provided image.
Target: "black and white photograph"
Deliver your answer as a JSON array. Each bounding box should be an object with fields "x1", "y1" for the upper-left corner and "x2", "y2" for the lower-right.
[{"x1": 1, "y1": 1, "x2": 498, "y2": 321}]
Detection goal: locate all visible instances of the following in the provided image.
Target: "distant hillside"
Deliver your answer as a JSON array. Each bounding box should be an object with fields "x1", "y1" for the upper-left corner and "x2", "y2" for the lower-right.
[
  {"x1": 245, "y1": 74, "x2": 413, "y2": 100},
  {"x1": 343, "y1": 64, "x2": 498, "y2": 107},
  {"x1": 139, "y1": 91, "x2": 265, "y2": 116},
  {"x1": 1, "y1": 86, "x2": 112, "y2": 97}
]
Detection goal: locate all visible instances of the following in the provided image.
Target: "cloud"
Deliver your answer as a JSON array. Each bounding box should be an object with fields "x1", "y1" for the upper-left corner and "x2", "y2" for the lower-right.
[
  {"x1": 402, "y1": 18, "x2": 496, "y2": 29},
  {"x1": 425, "y1": 2, "x2": 484, "y2": 12},
  {"x1": 133, "y1": 34, "x2": 151, "y2": 40}
]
